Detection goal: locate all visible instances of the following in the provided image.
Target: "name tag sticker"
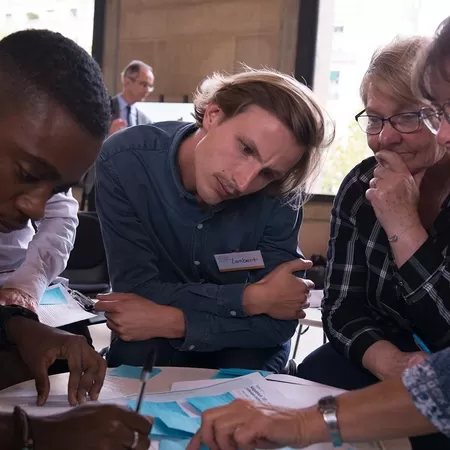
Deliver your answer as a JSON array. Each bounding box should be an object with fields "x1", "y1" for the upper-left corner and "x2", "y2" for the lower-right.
[{"x1": 214, "y1": 250, "x2": 265, "y2": 272}]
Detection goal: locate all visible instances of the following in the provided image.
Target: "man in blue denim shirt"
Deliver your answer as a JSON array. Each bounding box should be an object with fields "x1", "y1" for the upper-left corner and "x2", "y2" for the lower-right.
[{"x1": 95, "y1": 68, "x2": 333, "y2": 372}]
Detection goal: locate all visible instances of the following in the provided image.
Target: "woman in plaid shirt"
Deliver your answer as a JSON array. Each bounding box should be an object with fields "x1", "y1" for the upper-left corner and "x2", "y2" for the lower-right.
[{"x1": 297, "y1": 18, "x2": 450, "y2": 450}]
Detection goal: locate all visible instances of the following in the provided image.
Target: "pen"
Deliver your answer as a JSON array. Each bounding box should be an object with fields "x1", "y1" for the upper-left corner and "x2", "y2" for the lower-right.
[
  {"x1": 413, "y1": 333, "x2": 432, "y2": 355},
  {"x1": 381, "y1": 304, "x2": 432, "y2": 355},
  {"x1": 135, "y1": 346, "x2": 157, "y2": 413}
]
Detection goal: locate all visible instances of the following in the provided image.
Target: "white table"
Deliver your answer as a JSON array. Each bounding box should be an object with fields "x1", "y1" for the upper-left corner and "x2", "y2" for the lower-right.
[
  {"x1": 0, "y1": 367, "x2": 410, "y2": 450},
  {"x1": 293, "y1": 307, "x2": 326, "y2": 358}
]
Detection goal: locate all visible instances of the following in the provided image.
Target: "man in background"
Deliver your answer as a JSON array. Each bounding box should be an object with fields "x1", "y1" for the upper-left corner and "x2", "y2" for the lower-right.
[{"x1": 110, "y1": 60, "x2": 154, "y2": 132}]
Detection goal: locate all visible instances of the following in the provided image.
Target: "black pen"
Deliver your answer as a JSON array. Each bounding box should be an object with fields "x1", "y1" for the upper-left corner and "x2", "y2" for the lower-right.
[{"x1": 135, "y1": 346, "x2": 157, "y2": 413}]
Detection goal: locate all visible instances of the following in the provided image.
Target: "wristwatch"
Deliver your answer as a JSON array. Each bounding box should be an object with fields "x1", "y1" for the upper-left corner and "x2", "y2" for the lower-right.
[
  {"x1": 0, "y1": 305, "x2": 38, "y2": 345},
  {"x1": 318, "y1": 395, "x2": 343, "y2": 447}
]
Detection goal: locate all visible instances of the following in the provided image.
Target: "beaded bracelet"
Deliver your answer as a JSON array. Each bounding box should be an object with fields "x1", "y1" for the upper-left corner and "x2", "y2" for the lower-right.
[{"x1": 13, "y1": 406, "x2": 34, "y2": 450}]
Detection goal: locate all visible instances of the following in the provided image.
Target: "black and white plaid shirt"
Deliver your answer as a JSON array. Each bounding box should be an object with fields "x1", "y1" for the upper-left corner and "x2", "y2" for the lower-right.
[{"x1": 322, "y1": 156, "x2": 450, "y2": 365}]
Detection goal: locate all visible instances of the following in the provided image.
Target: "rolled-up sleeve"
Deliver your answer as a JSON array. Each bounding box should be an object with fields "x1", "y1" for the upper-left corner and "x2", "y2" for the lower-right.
[{"x1": 3, "y1": 191, "x2": 78, "y2": 302}]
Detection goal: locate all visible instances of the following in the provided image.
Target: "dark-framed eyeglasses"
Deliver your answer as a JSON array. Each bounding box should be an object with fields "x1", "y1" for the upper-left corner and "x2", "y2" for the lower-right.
[
  {"x1": 420, "y1": 101, "x2": 450, "y2": 135},
  {"x1": 127, "y1": 76, "x2": 154, "y2": 92},
  {"x1": 355, "y1": 109, "x2": 422, "y2": 135}
]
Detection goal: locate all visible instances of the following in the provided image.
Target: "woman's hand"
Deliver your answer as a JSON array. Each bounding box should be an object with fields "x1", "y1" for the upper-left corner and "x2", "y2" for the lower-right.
[
  {"x1": 366, "y1": 150, "x2": 424, "y2": 238},
  {"x1": 187, "y1": 399, "x2": 313, "y2": 450}
]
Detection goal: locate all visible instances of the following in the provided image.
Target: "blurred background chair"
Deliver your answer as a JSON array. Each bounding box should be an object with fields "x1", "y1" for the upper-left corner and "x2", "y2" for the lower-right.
[
  {"x1": 61, "y1": 211, "x2": 110, "y2": 296},
  {"x1": 61, "y1": 211, "x2": 110, "y2": 328}
]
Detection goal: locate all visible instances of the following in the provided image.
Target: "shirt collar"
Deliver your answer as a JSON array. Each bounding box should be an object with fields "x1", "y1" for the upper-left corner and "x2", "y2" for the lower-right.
[
  {"x1": 168, "y1": 123, "x2": 198, "y2": 200},
  {"x1": 117, "y1": 94, "x2": 132, "y2": 111}
]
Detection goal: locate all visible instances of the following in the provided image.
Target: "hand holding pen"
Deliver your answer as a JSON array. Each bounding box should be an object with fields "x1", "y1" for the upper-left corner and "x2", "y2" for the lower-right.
[{"x1": 135, "y1": 345, "x2": 157, "y2": 413}]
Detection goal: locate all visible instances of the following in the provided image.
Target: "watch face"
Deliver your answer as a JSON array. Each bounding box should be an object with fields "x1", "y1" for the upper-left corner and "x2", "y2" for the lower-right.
[{"x1": 319, "y1": 396, "x2": 337, "y2": 412}]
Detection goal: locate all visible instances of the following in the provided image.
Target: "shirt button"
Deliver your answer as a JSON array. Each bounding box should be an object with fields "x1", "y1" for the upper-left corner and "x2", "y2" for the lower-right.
[
  {"x1": 398, "y1": 281, "x2": 404, "y2": 287},
  {"x1": 197, "y1": 223, "x2": 203, "y2": 229},
  {"x1": 194, "y1": 260, "x2": 200, "y2": 266},
  {"x1": 188, "y1": 345, "x2": 195, "y2": 351},
  {"x1": 230, "y1": 310, "x2": 237, "y2": 316}
]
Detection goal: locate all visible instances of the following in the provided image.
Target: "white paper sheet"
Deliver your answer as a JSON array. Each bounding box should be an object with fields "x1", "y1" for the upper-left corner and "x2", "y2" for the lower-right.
[{"x1": 37, "y1": 285, "x2": 96, "y2": 327}]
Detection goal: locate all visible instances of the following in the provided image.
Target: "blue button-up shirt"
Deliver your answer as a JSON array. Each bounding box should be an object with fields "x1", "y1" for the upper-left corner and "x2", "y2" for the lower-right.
[{"x1": 96, "y1": 121, "x2": 302, "y2": 352}]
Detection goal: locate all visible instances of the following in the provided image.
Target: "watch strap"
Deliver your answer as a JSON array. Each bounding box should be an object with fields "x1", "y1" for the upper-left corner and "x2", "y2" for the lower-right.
[{"x1": 318, "y1": 395, "x2": 343, "y2": 447}]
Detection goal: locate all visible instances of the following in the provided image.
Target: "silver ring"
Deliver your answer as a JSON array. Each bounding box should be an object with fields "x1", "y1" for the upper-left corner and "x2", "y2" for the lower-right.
[
  {"x1": 130, "y1": 431, "x2": 139, "y2": 449},
  {"x1": 306, "y1": 290, "x2": 312, "y2": 298}
]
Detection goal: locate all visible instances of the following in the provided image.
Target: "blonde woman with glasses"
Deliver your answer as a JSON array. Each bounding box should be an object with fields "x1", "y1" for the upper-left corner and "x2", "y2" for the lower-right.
[{"x1": 295, "y1": 28, "x2": 450, "y2": 450}]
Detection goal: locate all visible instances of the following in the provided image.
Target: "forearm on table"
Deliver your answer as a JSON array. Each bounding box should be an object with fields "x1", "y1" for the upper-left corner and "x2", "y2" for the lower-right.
[{"x1": 299, "y1": 377, "x2": 435, "y2": 446}]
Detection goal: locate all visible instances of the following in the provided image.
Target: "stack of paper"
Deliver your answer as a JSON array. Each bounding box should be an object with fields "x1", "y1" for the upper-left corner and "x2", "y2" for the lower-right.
[{"x1": 37, "y1": 283, "x2": 96, "y2": 327}]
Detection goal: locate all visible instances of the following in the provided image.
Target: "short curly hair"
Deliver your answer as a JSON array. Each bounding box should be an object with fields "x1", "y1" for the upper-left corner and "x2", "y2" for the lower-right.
[{"x1": 0, "y1": 29, "x2": 110, "y2": 138}]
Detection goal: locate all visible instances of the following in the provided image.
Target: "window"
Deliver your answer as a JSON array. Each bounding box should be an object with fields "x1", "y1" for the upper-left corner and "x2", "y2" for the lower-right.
[
  {"x1": 0, "y1": 0, "x2": 95, "y2": 54},
  {"x1": 310, "y1": 0, "x2": 450, "y2": 195}
]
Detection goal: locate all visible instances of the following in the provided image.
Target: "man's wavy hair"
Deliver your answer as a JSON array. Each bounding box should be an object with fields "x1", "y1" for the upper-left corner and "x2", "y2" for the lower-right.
[{"x1": 192, "y1": 67, "x2": 334, "y2": 204}]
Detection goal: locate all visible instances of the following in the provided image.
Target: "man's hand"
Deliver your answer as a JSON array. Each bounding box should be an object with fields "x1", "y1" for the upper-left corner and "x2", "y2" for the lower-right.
[
  {"x1": 108, "y1": 118, "x2": 127, "y2": 136},
  {"x1": 0, "y1": 288, "x2": 37, "y2": 313},
  {"x1": 187, "y1": 399, "x2": 309, "y2": 450},
  {"x1": 95, "y1": 293, "x2": 185, "y2": 341},
  {"x1": 6, "y1": 317, "x2": 106, "y2": 406},
  {"x1": 243, "y1": 259, "x2": 314, "y2": 319},
  {"x1": 31, "y1": 404, "x2": 152, "y2": 450}
]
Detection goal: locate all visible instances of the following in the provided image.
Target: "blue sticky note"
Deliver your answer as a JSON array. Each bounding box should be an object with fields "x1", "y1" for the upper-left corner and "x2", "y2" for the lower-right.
[
  {"x1": 160, "y1": 439, "x2": 208, "y2": 450},
  {"x1": 187, "y1": 392, "x2": 235, "y2": 413},
  {"x1": 127, "y1": 400, "x2": 187, "y2": 417},
  {"x1": 152, "y1": 419, "x2": 194, "y2": 439},
  {"x1": 128, "y1": 401, "x2": 199, "y2": 438},
  {"x1": 109, "y1": 365, "x2": 161, "y2": 379},
  {"x1": 159, "y1": 412, "x2": 201, "y2": 435},
  {"x1": 213, "y1": 368, "x2": 273, "y2": 379},
  {"x1": 39, "y1": 286, "x2": 68, "y2": 305}
]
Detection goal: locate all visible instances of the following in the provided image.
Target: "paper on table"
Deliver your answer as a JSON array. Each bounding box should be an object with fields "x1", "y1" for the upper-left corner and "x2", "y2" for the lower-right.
[
  {"x1": 39, "y1": 284, "x2": 69, "y2": 305},
  {"x1": 134, "y1": 373, "x2": 287, "y2": 407},
  {"x1": 37, "y1": 286, "x2": 96, "y2": 327},
  {"x1": 171, "y1": 379, "x2": 225, "y2": 391},
  {"x1": 187, "y1": 392, "x2": 235, "y2": 413},
  {"x1": 109, "y1": 365, "x2": 162, "y2": 380},
  {"x1": 212, "y1": 368, "x2": 272, "y2": 379},
  {"x1": 0, "y1": 394, "x2": 71, "y2": 408}
]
